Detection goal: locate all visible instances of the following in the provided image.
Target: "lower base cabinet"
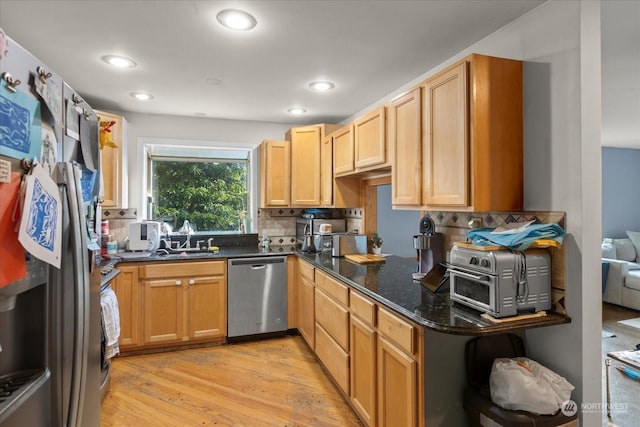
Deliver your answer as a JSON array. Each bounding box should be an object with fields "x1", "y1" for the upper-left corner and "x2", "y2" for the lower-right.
[
  {"x1": 296, "y1": 260, "x2": 424, "y2": 427},
  {"x1": 111, "y1": 265, "x2": 140, "y2": 349},
  {"x1": 350, "y1": 315, "x2": 376, "y2": 426},
  {"x1": 111, "y1": 260, "x2": 227, "y2": 353},
  {"x1": 377, "y1": 335, "x2": 418, "y2": 427}
]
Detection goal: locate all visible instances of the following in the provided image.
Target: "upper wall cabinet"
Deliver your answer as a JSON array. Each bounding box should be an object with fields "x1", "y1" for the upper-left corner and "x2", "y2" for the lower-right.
[
  {"x1": 354, "y1": 106, "x2": 387, "y2": 170},
  {"x1": 320, "y1": 134, "x2": 333, "y2": 207},
  {"x1": 96, "y1": 110, "x2": 128, "y2": 208},
  {"x1": 390, "y1": 88, "x2": 422, "y2": 207},
  {"x1": 260, "y1": 139, "x2": 291, "y2": 208},
  {"x1": 421, "y1": 54, "x2": 523, "y2": 211},
  {"x1": 286, "y1": 124, "x2": 340, "y2": 207},
  {"x1": 289, "y1": 126, "x2": 321, "y2": 206},
  {"x1": 333, "y1": 125, "x2": 355, "y2": 176}
]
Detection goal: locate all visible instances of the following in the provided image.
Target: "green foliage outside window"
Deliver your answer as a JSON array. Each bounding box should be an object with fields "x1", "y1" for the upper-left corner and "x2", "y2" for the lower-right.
[{"x1": 152, "y1": 160, "x2": 248, "y2": 232}]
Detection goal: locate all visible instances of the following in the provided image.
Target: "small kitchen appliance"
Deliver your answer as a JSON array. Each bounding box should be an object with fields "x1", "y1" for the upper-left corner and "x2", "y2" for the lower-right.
[
  {"x1": 128, "y1": 221, "x2": 160, "y2": 251},
  {"x1": 448, "y1": 246, "x2": 551, "y2": 318},
  {"x1": 301, "y1": 222, "x2": 317, "y2": 253},
  {"x1": 412, "y1": 215, "x2": 444, "y2": 281},
  {"x1": 332, "y1": 234, "x2": 367, "y2": 257},
  {"x1": 296, "y1": 218, "x2": 346, "y2": 246}
]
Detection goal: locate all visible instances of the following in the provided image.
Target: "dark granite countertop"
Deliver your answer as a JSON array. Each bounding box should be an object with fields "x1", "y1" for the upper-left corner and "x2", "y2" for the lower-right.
[
  {"x1": 297, "y1": 252, "x2": 571, "y2": 336},
  {"x1": 109, "y1": 245, "x2": 570, "y2": 336}
]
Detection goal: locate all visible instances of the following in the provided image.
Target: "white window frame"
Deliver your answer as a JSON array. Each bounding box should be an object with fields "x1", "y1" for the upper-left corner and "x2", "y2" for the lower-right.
[{"x1": 138, "y1": 137, "x2": 260, "y2": 233}]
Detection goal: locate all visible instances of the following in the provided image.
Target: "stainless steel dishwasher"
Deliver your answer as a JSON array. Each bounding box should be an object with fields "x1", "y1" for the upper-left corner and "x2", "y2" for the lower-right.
[{"x1": 227, "y1": 256, "x2": 288, "y2": 339}]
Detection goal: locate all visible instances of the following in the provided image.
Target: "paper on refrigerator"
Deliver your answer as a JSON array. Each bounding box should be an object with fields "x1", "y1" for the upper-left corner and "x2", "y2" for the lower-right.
[{"x1": 18, "y1": 163, "x2": 62, "y2": 268}]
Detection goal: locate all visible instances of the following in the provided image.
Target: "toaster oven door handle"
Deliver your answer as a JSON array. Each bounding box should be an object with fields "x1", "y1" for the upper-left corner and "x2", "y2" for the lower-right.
[{"x1": 450, "y1": 268, "x2": 491, "y2": 282}]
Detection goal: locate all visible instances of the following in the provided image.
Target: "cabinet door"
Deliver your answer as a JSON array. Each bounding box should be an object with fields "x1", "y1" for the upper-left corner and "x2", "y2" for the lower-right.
[
  {"x1": 260, "y1": 140, "x2": 290, "y2": 208},
  {"x1": 187, "y1": 275, "x2": 226, "y2": 340},
  {"x1": 333, "y1": 125, "x2": 355, "y2": 175},
  {"x1": 110, "y1": 265, "x2": 140, "y2": 348},
  {"x1": 354, "y1": 106, "x2": 386, "y2": 169},
  {"x1": 377, "y1": 336, "x2": 417, "y2": 427},
  {"x1": 320, "y1": 135, "x2": 333, "y2": 206},
  {"x1": 143, "y1": 278, "x2": 184, "y2": 344},
  {"x1": 390, "y1": 88, "x2": 422, "y2": 207},
  {"x1": 350, "y1": 315, "x2": 377, "y2": 427},
  {"x1": 290, "y1": 126, "x2": 321, "y2": 206},
  {"x1": 298, "y1": 275, "x2": 315, "y2": 349},
  {"x1": 314, "y1": 287, "x2": 349, "y2": 351},
  {"x1": 316, "y1": 323, "x2": 350, "y2": 395},
  {"x1": 97, "y1": 111, "x2": 125, "y2": 208},
  {"x1": 422, "y1": 61, "x2": 469, "y2": 207}
]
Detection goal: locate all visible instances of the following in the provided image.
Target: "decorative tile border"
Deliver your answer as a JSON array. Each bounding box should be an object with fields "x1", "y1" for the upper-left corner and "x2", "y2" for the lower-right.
[
  {"x1": 102, "y1": 208, "x2": 137, "y2": 219},
  {"x1": 427, "y1": 211, "x2": 566, "y2": 230}
]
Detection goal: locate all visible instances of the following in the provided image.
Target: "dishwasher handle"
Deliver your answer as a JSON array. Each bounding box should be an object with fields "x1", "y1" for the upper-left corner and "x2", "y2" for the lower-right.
[
  {"x1": 250, "y1": 264, "x2": 267, "y2": 270},
  {"x1": 229, "y1": 256, "x2": 286, "y2": 266}
]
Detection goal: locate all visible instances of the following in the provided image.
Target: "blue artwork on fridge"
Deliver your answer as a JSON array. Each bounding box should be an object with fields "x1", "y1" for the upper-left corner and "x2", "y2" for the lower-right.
[
  {"x1": 0, "y1": 80, "x2": 42, "y2": 160},
  {"x1": 26, "y1": 176, "x2": 58, "y2": 251},
  {"x1": 79, "y1": 164, "x2": 97, "y2": 203}
]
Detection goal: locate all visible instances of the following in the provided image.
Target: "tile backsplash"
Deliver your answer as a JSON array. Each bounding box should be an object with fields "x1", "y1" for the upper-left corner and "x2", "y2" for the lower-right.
[
  {"x1": 101, "y1": 208, "x2": 138, "y2": 242},
  {"x1": 257, "y1": 208, "x2": 364, "y2": 246},
  {"x1": 427, "y1": 210, "x2": 566, "y2": 255}
]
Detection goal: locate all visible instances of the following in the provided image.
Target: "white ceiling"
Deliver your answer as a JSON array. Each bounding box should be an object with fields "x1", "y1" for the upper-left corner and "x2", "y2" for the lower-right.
[
  {"x1": 0, "y1": 0, "x2": 544, "y2": 125},
  {"x1": 1, "y1": 1, "x2": 637, "y2": 149}
]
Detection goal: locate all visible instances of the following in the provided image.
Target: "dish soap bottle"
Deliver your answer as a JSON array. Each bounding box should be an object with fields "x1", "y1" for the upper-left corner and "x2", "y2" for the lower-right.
[{"x1": 261, "y1": 235, "x2": 270, "y2": 249}]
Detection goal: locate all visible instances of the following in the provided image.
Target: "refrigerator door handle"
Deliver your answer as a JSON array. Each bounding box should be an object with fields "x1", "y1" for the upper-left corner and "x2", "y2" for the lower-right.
[{"x1": 59, "y1": 163, "x2": 91, "y2": 427}]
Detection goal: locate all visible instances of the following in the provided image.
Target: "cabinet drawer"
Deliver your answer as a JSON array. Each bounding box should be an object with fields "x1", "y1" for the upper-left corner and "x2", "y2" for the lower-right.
[
  {"x1": 378, "y1": 307, "x2": 415, "y2": 355},
  {"x1": 315, "y1": 270, "x2": 349, "y2": 306},
  {"x1": 140, "y1": 260, "x2": 225, "y2": 279},
  {"x1": 298, "y1": 260, "x2": 315, "y2": 282},
  {"x1": 315, "y1": 288, "x2": 349, "y2": 350},
  {"x1": 315, "y1": 323, "x2": 350, "y2": 395},
  {"x1": 350, "y1": 291, "x2": 376, "y2": 327}
]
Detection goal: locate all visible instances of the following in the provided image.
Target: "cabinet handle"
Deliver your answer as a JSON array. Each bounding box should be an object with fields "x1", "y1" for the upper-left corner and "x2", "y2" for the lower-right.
[
  {"x1": 188, "y1": 279, "x2": 195, "y2": 285},
  {"x1": 176, "y1": 280, "x2": 182, "y2": 286}
]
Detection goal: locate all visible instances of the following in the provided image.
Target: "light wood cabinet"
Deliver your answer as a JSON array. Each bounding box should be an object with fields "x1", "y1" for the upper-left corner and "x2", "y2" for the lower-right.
[
  {"x1": 376, "y1": 306, "x2": 422, "y2": 427},
  {"x1": 350, "y1": 312, "x2": 377, "y2": 426},
  {"x1": 421, "y1": 54, "x2": 523, "y2": 211},
  {"x1": 289, "y1": 126, "x2": 322, "y2": 206},
  {"x1": 314, "y1": 271, "x2": 350, "y2": 395},
  {"x1": 390, "y1": 88, "x2": 422, "y2": 207},
  {"x1": 320, "y1": 134, "x2": 333, "y2": 207},
  {"x1": 140, "y1": 260, "x2": 227, "y2": 346},
  {"x1": 297, "y1": 260, "x2": 316, "y2": 349},
  {"x1": 110, "y1": 264, "x2": 140, "y2": 349},
  {"x1": 287, "y1": 255, "x2": 298, "y2": 329},
  {"x1": 377, "y1": 335, "x2": 418, "y2": 427},
  {"x1": 96, "y1": 110, "x2": 127, "y2": 208},
  {"x1": 354, "y1": 106, "x2": 387, "y2": 170},
  {"x1": 333, "y1": 125, "x2": 355, "y2": 176},
  {"x1": 260, "y1": 140, "x2": 290, "y2": 208}
]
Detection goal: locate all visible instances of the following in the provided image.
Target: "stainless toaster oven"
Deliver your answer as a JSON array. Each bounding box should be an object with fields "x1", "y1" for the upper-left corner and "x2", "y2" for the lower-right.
[{"x1": 448, "y1": 246, "x2": 551, "y2": 318}]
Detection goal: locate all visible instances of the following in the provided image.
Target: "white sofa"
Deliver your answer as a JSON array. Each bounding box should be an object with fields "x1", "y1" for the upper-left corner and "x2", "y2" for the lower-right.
[{"x1": 602, "y1": 233, "x2": 640, "y2": 311}]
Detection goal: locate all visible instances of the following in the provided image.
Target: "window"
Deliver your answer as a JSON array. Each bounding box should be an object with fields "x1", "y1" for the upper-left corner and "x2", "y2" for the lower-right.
[{"x1": 143, "y1": 142, "x2": 255, "y2": 234}]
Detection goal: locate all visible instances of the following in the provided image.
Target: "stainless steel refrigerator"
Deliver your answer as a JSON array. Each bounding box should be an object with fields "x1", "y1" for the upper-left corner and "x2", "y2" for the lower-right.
[{"x1": 0, "y1": 35, "x2": 102, "y2": 426}]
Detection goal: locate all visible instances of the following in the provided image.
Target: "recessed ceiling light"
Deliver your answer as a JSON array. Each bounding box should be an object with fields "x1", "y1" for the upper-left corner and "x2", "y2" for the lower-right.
[
  {"x1": 102, "y1": 55, "x2": 136, "y2": 68},
  {"x1": 309, "y1": 81, "x2": 335, "y2": 92},
  {"x1": 216, "y1": 9, "x2": 257, "y2": 31},
  {"x1": 287, "y1": 107, "x2": 307, "y2": 115},
  {"x1": 129, "y1": 92, "x2": 153, "y2": 101}
]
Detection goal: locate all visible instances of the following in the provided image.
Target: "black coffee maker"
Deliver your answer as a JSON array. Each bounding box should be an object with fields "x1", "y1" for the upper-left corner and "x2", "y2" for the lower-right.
[{"x1": 412, "y1": 214, "x2": 444, "y2": 281}]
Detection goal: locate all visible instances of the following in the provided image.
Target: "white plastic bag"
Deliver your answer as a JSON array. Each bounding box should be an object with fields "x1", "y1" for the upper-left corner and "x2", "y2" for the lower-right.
[{"x1": 489, "y1": 357, "x2": 575, "y2": 415}]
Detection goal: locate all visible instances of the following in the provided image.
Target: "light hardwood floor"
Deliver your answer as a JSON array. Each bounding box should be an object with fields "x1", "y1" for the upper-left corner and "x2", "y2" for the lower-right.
[{"x1": 101, "y1": 335, "x2": 362, "y2": 426}]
